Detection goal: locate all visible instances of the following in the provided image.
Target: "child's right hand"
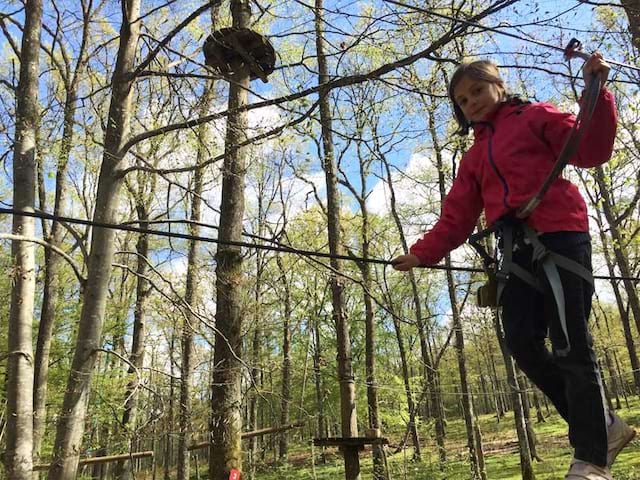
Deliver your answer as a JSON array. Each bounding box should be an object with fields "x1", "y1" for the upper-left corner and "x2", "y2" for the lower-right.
[
  {"x1": 391, "y1": 254, "x2": 421, "y2": 271},
  {"x1": 583, "y1": 51, "x2": 610, "y2": 85}
]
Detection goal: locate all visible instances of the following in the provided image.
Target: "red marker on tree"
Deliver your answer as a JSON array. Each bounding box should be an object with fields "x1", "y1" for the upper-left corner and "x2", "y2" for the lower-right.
[{"x1": 229, "y1": 469, "x2": 241, "y2": 480}]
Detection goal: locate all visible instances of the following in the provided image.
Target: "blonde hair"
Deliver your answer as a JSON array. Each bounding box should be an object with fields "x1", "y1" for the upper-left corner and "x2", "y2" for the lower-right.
[{"x1": 448, "y1": 60, "x2": 512, "y2": 135}]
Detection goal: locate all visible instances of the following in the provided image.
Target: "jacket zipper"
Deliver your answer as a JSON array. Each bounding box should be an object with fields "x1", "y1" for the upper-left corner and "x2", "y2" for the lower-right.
[{"x1": 482, "y1": 121, "x2": 511, "y2": 210}]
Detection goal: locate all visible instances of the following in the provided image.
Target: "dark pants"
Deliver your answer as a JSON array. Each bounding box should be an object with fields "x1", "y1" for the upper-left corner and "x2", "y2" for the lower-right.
[{"x1": 501, "y1": 232, "x2": 608, "y2": 467}]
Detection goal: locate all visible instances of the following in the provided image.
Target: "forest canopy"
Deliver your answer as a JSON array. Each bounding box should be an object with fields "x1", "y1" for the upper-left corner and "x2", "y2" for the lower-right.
[{"x1": 1, "y1": 0, "x2": 640, "y2": 479}]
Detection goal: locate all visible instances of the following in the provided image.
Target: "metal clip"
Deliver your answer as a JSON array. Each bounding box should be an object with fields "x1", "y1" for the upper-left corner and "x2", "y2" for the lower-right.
[{"x1": 564, "y1": 38, "x2": 590, "y2": 62}]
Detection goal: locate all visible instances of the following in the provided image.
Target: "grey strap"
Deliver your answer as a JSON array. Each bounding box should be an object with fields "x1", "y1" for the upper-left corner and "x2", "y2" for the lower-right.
[
  {"x1": 496, "y1": 223, "x2": 541, "y2": 306},
  {"x1": 549, "y1": 252, "x2": 594, "y2": 287},
  {"x1": 520, "y1": 224, "x2": 593, "y2": 357},
  {"x1": 540, "y1": 257, "x2": 571, "y2": 356}
]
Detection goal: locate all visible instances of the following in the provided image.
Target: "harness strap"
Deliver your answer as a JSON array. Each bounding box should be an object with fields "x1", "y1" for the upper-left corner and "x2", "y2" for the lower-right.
[
  {"x1": 496, "y1": 223, "x2": 541, "y2": 307},
  {"x1": 496, "y1": 222, "x2": 594, "y2": 357},
  {"x1": 470, "y1": 50, "x2": 601, "y2": 356}
]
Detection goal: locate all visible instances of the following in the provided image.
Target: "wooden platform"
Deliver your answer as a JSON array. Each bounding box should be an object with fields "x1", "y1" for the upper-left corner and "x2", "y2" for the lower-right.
[{"x1": 313, "y1": 437, "x2": 389, "y2": 449}]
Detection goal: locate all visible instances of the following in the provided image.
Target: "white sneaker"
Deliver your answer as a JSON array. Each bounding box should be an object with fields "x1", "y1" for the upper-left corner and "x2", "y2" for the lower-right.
[
  {"x1": 607, "y1": 412, "x2": 636, "y2": 468},
  {"x1": 565, "y1": 459, "x2": 612, "y2": 480}
]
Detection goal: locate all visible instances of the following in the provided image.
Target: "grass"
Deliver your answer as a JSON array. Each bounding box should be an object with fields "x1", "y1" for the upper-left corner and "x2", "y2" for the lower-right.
[{"x1": 255, "y1": 397, "x2": 640, "y2": 479}]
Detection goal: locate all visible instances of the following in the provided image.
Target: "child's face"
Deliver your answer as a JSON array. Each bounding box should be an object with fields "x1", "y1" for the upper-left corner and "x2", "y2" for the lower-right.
[{"x1": 453, "y1": 75, "x2": 504, "y2": 123}]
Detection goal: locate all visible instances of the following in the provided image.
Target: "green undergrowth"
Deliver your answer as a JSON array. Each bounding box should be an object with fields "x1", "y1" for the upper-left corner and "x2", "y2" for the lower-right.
[{"x1": 254, "y1": 397, "x2": 640, "y2": 479}]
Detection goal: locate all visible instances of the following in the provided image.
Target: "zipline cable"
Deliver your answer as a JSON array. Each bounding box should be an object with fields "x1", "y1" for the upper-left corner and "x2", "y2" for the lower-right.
[
  {"x1": 385, "y1": 0, "x2": 640, "y2": 74},
  {"x1": 1, "y1": 207, "x2": 638, "y2": 282}
]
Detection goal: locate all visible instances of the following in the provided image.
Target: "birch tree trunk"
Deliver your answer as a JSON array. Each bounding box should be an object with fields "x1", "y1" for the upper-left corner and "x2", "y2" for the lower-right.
[
  {"x1": 314, "y1": 2, "x2": 359, "y2": 477},
  {"x1": 48, "y1": 2, "x2": 142, "y2": 478},
  {"x1": 32, "y1": 1, "x2": 94, "y2": 458},
  {"x1": 209, "y1": 1, "x2": 251, "y2": 477},
  {"x1": 5, "y1": 0, "x2": 43, "y2": 477}
]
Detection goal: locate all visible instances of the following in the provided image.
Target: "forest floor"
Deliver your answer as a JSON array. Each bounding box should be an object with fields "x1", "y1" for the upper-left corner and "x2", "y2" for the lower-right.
[{"x1": 256, "y1": 396, "x2": 640, "y2": 479}]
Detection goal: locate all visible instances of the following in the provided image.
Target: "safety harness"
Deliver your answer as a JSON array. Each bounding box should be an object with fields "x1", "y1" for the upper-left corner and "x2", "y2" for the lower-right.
[{"x1": 469, "y1": 39, "x2": 603, "y2": 356}]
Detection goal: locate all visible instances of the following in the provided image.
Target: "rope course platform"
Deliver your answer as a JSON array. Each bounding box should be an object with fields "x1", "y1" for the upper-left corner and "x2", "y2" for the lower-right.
[
  {"x1": 313, "y1": 436, "x2": 389, "y2": 450},
  {"x1": 203, "y1": 27, "x2": 276, "y2": 82}
]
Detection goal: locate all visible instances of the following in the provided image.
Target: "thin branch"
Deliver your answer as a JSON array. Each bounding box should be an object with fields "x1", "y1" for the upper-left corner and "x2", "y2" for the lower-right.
[
  {"x1": 130, "y1": 0, "x2": 219, "y2": 80},
  {"x1": 121, "y1": 0, "x2": 517, "y2": 152},
  {"x1": 0, "y1": 233, "x2": 86, "y2": 284}
]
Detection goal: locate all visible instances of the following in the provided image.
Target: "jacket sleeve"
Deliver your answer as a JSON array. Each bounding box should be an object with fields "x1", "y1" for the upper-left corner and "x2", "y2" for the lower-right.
[
  {"x1": 538, "y1": 88, "x2": 617, "y2": 168},
  {"x1": 409, "y1": 154, "x2": 483, "y2": 266}
]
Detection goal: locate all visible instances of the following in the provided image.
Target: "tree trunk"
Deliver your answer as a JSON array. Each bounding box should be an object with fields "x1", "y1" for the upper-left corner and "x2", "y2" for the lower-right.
[
  {"x1": 48, "y1": 2, "x2": 141, "y2": 478},
  {"x1": 532, "y1": 389, "x2": 546, "y2": 423},
  {"x1": 32, "y1": 83, "x2": 74, "y2": 461},
  {"x1": 605, "y1": 350, "x2": 622, "y2": 410},
  {"x1": 116, "y1": 205, "x2": 151, "y2": 480},
  {"x1": 33, "y1": 1, "x2": 93, "y2": 457},
  {"x1": 249, "y1": 307, "x2": 262, "y2": 473},
  {"x1": 518, "y1": 374, "x2": 540, "y2": 461},
  {"x1": 434, "y1": 121, "x2": 484, "y2": 478},
  {"x1": 312, "y1": 312, "x2": 327, "y2": 463},
  {"x1": 495, "y1": 319, "x2": 536, "y2": 479},
  {"x1": 379, "y1": 142, "x2": 445, "y2": 463},
  {"x1": 209, "y1": 1, "x2": 251, "y2": 478},
  {"x1": 390, "y1": 313, "x2": 421, "y2": 460},
  {"x1": 360, "y1": 248, "x2": 386, "y2": 478},
  {"x1": 314, "y1": 1, "x2": 359, "y2": 478},
  {"x1": 166, "y1": 334, "x2": 176, "y2": 479},
  {"x1": 599, "y1": 360, "x2": 615, "y2": 412},
  {"x1": 6, "y1": 0, "x2": 43, "y2": 477},
  {"x1": 248, "y1": 181, "x2": 268, "y2": 473},
  {"x1": 594, "y1": 167, "x2": 640, "y2": 342},
  {"x1": 621, "y1": 0, "x2": 640, "y2": 51},
  {"x1": 446, "y1": 260, "x2": 485, "y2": 479},
  {"x1": 613, "y1": 351, "x2": 631, "y2": 408},
  {"x1": 593, "y1": 203, "x2": 640, "y2": 393},
  {"x1": 276, "y1": 256, "x2": 292, "y2": 461},
  {"x1": 177, "y1": 78, "x2": 213, "y2": 480},
  {"x1": 347, "y1": 116, "x2": 387, "y2": 478},
  {"x1": 489, "y1": 346, "x2": 505, "y2": 420}
]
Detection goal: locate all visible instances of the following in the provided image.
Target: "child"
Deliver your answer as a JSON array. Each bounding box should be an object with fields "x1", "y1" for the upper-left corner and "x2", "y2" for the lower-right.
[{"x1": 392, "y1": 55, "x2": 636, "y2": 479}]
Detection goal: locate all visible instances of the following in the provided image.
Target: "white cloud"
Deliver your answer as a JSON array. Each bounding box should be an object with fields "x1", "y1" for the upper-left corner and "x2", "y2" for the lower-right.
[
  {"x1": 247, "y1": 104, "x2": 281, "y2": 132},
  {"x1": 367, "y1": 152, "x2": 434, "y2": 215}
]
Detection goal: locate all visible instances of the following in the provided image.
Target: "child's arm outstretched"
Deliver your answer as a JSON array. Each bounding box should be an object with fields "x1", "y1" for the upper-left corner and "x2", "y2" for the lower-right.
[{"x1": 392, "y1": 155, "x2": 483, "y2": 271}]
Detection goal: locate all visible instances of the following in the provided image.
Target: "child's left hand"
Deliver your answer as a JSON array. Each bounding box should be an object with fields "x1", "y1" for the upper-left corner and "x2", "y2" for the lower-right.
[{"x1": 583, "y1": 51, "x2": 610, "y2": 85}]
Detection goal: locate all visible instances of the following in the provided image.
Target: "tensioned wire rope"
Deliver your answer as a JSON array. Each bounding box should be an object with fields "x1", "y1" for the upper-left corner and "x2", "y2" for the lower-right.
[
  {"x1": 3, "y1": 3, "x2": 638, "y2": 280},
  {"x1": 1, "y1": 207, "x2": 638, "y2": 282}
]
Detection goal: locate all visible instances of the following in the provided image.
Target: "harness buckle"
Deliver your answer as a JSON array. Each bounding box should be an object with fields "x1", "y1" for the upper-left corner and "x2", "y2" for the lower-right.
[{"x1": 496, "y1": 271, "x2": 510, "y2": 282}]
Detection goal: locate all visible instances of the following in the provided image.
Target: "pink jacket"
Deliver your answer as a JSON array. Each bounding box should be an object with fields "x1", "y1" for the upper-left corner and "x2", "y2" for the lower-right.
[{"x1": 410, "y1": 89, "x2": 617, "y2": 266}]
